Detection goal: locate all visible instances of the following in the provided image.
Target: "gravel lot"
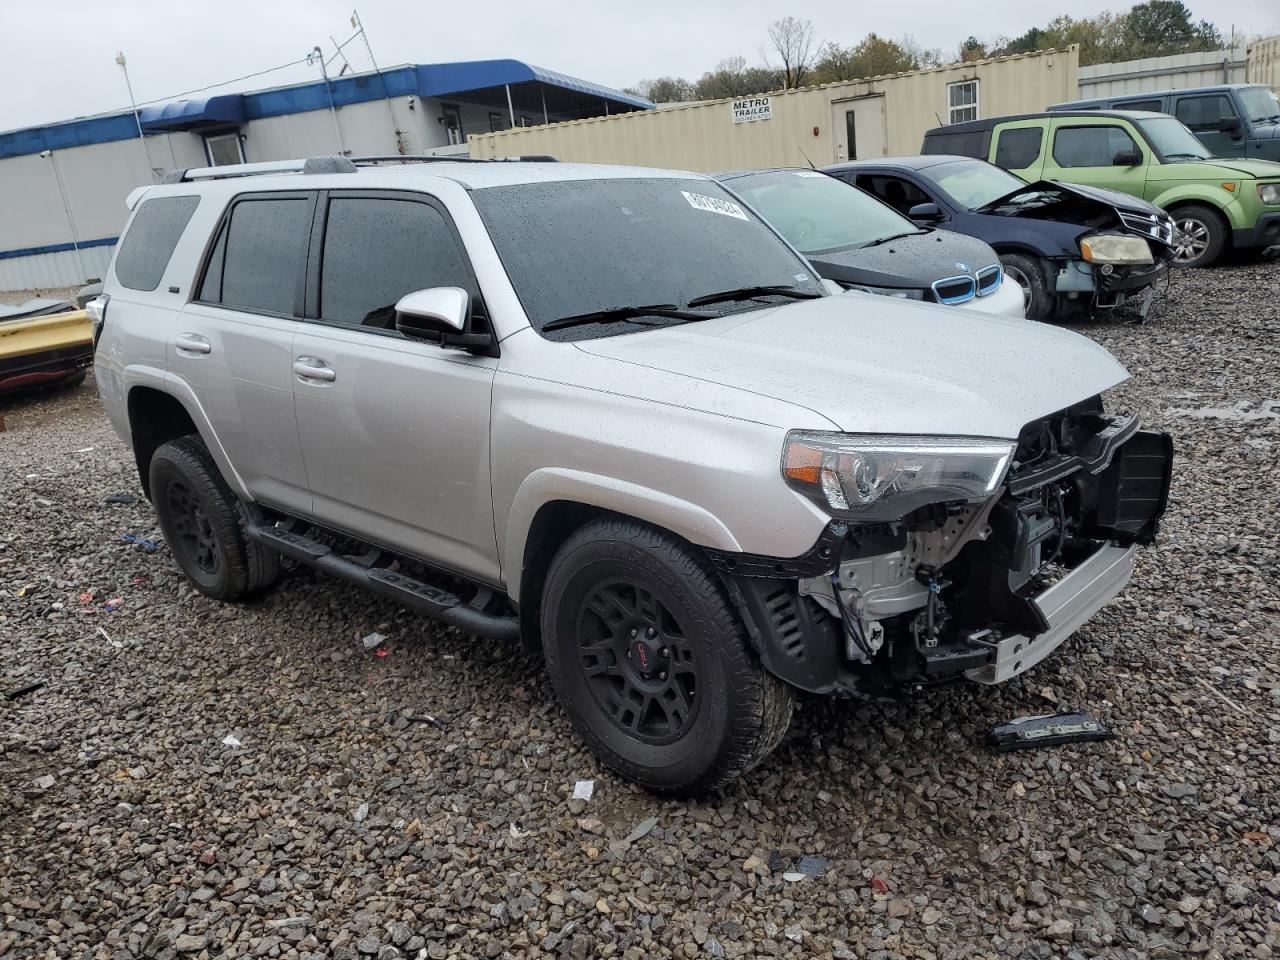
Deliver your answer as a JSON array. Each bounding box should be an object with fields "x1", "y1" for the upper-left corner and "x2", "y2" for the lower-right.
[{"x1": 2, "y1": 261, "x2": 1278, "y2": 960}]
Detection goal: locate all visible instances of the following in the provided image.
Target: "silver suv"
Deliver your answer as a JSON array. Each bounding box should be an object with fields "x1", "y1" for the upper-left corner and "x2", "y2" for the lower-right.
[{"x1": 92, "y1": 156, "x2": 1172, "y2": 794}]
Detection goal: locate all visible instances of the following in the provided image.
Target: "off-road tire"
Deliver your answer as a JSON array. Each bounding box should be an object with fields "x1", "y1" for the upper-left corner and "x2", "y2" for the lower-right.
[
  {"x1": 1170, "y1": 203, "x2": 1227, "y2": 267},
  {"x1": 541, "y1": 517, "x2": 792, "y2": 795},
  {"x1": 999, "y1": 252, "x2": 1054, "y2": 320},
  {"x1": 149, "y1": 434, "x2": 280, "y2": 601}
]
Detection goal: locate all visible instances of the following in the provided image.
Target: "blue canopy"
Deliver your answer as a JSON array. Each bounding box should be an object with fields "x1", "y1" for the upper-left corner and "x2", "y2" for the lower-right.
[
  {"x1": 139, "y1": 95, "x2": 246, "y2": 132},
  {"x1": 415, "y1": 60, "x2": 652, "y2": 110}
]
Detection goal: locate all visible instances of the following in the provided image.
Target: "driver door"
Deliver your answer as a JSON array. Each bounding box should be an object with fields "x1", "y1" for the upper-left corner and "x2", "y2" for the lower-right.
[
  {"x1": 290, "y1": 190, "x2": 501, "y2": 583},
  {"x1": 1043, "y1": 120, "x2": 1149, "y2": 197}
]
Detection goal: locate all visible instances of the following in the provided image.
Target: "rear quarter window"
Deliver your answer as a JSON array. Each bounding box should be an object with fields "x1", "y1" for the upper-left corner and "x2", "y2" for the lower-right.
[
  {"x1": 993, "y1": 128, "x2": 1042, "y2": 169},
  {"x1": 197, "y1": 195, "x2": 313, "y2": 316},
  {"x1": 114, "y1": 196, "x2": 199, "y2": 291},
  {"x1": 922, "y1": 129, "x2": 986, "y2": 158}
]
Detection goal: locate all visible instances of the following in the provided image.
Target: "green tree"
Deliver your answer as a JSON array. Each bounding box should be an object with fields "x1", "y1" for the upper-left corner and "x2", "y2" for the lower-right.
[
  {"x1": 812, "y1": 34, "x2": 941, "y2": 84},
  {"x1": 1125, "y1": 0, "x2": 1221, "y2": 55}
]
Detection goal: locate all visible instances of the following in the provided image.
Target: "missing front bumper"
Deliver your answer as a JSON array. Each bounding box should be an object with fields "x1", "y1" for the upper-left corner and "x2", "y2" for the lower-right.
[{"x1": 965, "y1": 543, "x2": 1137, "y2": 684}]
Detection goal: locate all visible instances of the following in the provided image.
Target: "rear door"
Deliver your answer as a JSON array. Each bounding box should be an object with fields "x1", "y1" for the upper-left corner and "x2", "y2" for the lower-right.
[
  {"x1": 290, "y1": 190, "x2": 501, "y2": 582},
  {"x1": 175, "y1": 191, "x2": 314, "y2": 514},
  {"x1": 1173, "y1": 92, "x2": 1244, "y2": 157},
  {"x1": 1042, "y1": 119, "x2": 1149, "y2": 198},
  {"x1": 988, "y1": 120, "x2": 1048, "y2": 179}
]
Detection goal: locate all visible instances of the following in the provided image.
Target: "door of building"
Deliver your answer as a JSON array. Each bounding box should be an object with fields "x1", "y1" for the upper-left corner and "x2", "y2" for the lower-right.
[{"x1": 831, "y1": 96, "x2": 887, "y2": 163}]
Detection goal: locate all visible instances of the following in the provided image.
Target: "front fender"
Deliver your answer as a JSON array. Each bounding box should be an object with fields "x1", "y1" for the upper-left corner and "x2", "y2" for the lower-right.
[
  {"x1": 501, "y1": 467, "x2": 744, "y2": 596},
  {"x1": 1149, "y1": 185, "x2": 1245, "y2": 228}
]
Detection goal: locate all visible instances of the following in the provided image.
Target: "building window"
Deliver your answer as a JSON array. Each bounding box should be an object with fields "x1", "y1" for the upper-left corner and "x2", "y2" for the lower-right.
[
  {"x1": 204, "y1": 132, "x2": 244, "y2": 166},
  {"x1": 947, "y1": 80, "x2": 979, "y2": 124},
  {"x1": 489, "y1": 112, "x2": 505, "y2": 132}
]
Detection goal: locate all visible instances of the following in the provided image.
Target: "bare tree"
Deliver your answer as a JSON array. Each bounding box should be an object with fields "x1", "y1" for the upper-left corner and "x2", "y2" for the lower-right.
[{"x1": 765, "y1": 17, "x2": 817, "y2": 88}]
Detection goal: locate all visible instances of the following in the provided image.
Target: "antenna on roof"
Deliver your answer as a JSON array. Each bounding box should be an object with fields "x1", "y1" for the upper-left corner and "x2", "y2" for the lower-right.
[
  {"x1": 934, "y1": 111, "x2": 943, "y2": 127},
  {"x1": 796, "y1": 144, "x2": 817, "y2": 169}
]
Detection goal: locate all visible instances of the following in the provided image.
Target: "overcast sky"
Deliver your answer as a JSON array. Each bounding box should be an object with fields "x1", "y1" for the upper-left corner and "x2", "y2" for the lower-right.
[{"x1": 2, "y1": 0, "x2": 1277, "y2": 131}]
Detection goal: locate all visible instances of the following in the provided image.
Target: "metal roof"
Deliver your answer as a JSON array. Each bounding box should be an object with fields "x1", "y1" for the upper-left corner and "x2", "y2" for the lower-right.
[{"x1": 0, "y1": 59, "x2": 652, "y2": 159}]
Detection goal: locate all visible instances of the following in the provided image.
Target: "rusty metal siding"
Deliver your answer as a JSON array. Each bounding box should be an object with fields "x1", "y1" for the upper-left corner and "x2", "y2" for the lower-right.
[{"x1": 468, "y1": 48, "x2": 1079, "y2": 170}]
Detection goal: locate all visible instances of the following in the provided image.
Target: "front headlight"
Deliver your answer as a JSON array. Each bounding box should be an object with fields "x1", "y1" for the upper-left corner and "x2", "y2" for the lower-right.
[
  {"x1": 845, "y1": 284, "x2": 926, "y2": 300},
  {"x1": 782, "y1": 432, "x2": 1015, "y2": 521},
  {"x1": 1079, "y1": 234, "x2": 1154, "y2": 265},
  {"x1": 1258, "y1": 183, "x2": 1280, "y2": 205}
]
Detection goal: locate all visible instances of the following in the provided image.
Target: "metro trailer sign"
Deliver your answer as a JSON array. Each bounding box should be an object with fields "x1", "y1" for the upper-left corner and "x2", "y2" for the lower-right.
[{"x1": 730, "y1": 97, "x2": 772, "y2": 123}]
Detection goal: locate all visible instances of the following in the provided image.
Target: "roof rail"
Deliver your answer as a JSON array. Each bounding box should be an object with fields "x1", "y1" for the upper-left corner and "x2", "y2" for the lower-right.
[
  {"x1": 161, "y1": 156, "x2": 357, "y2": 184},
  {"x1": 351, "y1": 155, "x2": 483, "y2": 166}
]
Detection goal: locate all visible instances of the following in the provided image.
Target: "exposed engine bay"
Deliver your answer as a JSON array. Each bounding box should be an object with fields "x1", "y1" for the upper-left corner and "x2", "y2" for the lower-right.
[{"x1": 717, "y1": 397, "x2": 1173, "y2": 695}]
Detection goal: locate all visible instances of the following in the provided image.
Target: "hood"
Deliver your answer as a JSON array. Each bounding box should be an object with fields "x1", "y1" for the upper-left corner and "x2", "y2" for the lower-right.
[
  {"x1": 806, "y1": 230, "x2": 999, "y2": 291},
  {"x1": 978, "y1": 179, "x2": 1161, "y2": 218},
  {"x1": 1163, "y1": 156, "x2": 1280, "y2": 179},
  {"x1": 572, "y1": 295, "x2": 1128, "y2": 438}
]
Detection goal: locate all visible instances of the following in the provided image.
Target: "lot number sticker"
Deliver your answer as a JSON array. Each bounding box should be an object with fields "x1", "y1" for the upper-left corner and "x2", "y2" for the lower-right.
[
  {"x1": 682, "y1": 191, "x2": 750, "y2": 221},
  {"x1": 731, "y1": 97, "x2": 772, "y2": 123}
]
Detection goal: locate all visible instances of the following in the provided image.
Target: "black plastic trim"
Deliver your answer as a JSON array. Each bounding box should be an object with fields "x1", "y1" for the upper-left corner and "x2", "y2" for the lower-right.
[{"x1": 704, "y1": 522, "x2": 849, "y2": 579}]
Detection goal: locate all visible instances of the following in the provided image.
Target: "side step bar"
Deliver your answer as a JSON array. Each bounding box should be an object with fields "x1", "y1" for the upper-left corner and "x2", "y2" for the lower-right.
[{"x1": 246, "y1": 522, "x2": 520, "y2": 642}]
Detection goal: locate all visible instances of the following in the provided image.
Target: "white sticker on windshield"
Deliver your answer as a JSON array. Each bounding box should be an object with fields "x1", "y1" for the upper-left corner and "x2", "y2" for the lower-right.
[
  {"x1": 792, "y1": 170, "x2": 825, "y2": 177},
  {"x1": 682, "y1": 191, "x2": 749, "y2": 221}
]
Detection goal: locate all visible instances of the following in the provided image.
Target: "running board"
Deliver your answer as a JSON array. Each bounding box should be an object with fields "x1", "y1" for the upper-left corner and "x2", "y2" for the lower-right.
[{"x1": 246, "y1": 522, "x2": 520, "y2": 642}]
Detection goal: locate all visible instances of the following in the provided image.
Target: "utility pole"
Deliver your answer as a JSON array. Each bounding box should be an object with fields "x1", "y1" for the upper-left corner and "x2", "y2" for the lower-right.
[
  {"x1": 310, "y1": 46, "x2": 346, "y2": 155},
  {"x1": 116, "y1": 51, "x2": 157, "y2": 181},
  {"x1": 351, "y1": 9, "x2": 407, "y2": 153},
  {"x1": 40, "y1": 150, "x2": 88, "y2": 283}
]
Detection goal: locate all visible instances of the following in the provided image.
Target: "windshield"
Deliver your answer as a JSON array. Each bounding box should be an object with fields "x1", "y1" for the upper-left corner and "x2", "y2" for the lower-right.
[
  {"x1": 1136, "y1": 116, "x2": 1211, "y2": 159},
  {"x1": 723, "y1": 170, "x2": 919, "y2": 254},
  {"x1": 926, "y1": 160, "x2": 1026, "y2": 210},
  {"x1": 472, "y1": 178, "x2": 820, "y2": 339},
  {"x1": 1239, "y1": 86, "x2": 1280, "y2": 123}
]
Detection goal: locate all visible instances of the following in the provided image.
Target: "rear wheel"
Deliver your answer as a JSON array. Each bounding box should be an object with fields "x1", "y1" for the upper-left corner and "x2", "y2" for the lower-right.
[
  {"x1": 1170, "y1": 204, "x2": 1227, "y2": 267},
  {"x1": 541, "y1": 518, "x2": 792, "y2": 795},
  {"x1": 999, "y1": 253, "x2": 1054, "y2": 320},
  {"x1": 149, "y1": 435, "x2": 280, "y2": 601}
]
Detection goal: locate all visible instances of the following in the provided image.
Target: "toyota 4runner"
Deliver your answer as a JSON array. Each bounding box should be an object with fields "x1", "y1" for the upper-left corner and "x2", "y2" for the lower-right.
[{"x1": 92, "y1": 156, "x2": 1173, "y2": 794}]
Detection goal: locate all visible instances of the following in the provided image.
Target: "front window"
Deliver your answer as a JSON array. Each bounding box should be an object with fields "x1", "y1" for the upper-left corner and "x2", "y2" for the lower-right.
[
  {"x1": 1238, "y1": 86, "x2": 1280, "y2": 124},
  {"x1": 471, "y1": 178, "x2": 820, "y2": 339},
  {"x1": 1135, "y1": 117, "x2": 1212, "y2": 160},
  {"x1": 725, "y1": 170, "x2": 921, "y2": 254},
  {"x1": 926, "y1": 159, "x2": 1026, "y2": 210},
  {"x1": 947, "y1": 80, "x2": 979, "y2": 124}
]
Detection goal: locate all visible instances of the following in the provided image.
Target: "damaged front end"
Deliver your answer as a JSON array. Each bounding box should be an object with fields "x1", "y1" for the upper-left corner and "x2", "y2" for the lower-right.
[{"x1": 713, "y1": 397, "x2": 1173, "y2": 695}]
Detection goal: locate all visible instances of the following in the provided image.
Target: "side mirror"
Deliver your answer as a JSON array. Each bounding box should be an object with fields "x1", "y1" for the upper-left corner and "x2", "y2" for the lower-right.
[
  {"x1": 1112, "y1": 149, "x2": 1142, "y2": 167},
  {"x1": 394, "y1": 287, "x2": 490, "y2": 349},
  {"x1": 1219, "y1": 116, "x2": 1243, "y2": 137},
  {"x1": 907, "y1": 202, "x2": 944, "y2": 222}
]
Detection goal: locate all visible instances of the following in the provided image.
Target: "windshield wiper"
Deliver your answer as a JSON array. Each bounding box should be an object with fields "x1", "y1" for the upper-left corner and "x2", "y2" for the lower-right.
[
  {"x1": 685, "y1": 285, "x2": 822, "y2": 308},
  {"x1": 1163, "y1": 152, "x2": 1209, "y2": 160},
  {"x1": 542, "y1": 303, "x2": 713, "y2": 332},
  {"x1": 860, "y1": 229, "x2": 929, "y2": 248}
]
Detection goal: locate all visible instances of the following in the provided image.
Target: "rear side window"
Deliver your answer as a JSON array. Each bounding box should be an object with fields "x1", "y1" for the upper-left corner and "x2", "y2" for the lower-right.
[
  {"x1": 921, "y1": 129, "x2": 985, "y2": 158},
  {"x1": 198, "y1": 195, "x2": 312, "y2": 316},
  {"x1": 1175, "y1": 94, "x2": 1236, "y2": 131},
  {"x1": 318, "y1": 196, "x2": 472, "y2": 329},
  {"x1": 993, "y1": 128, "x2": 1042, "y2": 169},
  {"x1": 1052, "y1": 125, "x2": 1140, "y2": 168},
  {"x1": 114, "y1": 196, "x2": 199, "y2": 291},
  {"x1": 1116, "y1": 98, "x2": 1163, "y2": 112}
]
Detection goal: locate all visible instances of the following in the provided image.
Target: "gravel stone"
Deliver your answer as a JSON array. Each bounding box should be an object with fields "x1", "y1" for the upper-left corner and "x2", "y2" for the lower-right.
[{"x1": 2, "y1": 263, "x2": 1278, "y2": 956}]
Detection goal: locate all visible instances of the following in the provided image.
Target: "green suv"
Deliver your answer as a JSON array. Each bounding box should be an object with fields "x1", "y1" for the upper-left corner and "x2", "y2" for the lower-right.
[{"x1": 922, "y1": 110, "x2": 1280, "y2": 266}]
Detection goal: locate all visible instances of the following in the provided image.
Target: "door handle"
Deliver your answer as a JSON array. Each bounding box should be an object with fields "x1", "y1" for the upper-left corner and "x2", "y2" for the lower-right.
[
  {"x1": 175, "y1": 333, "x2": 211, "y2": 355},
  {"x1": 293, "y1": 357, "x2": 336, "y2": 383}
]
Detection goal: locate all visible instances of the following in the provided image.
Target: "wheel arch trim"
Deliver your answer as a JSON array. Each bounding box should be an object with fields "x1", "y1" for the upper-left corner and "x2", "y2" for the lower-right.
[{"x1": 501, "y1": 467, "x2": 743, "y2": 596}]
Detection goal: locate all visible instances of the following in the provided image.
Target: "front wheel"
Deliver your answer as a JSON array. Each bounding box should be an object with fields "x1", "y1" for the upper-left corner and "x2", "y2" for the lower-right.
[
  {"x1": 541, "y1": 518, "x2": 792, "y2": 795},
  {"x1": 999, "y1": 253, "x2": 1054, "y2": 321},
  {"x1": 1170, "y1": 204, "x2": 1227, "y2": 267}
]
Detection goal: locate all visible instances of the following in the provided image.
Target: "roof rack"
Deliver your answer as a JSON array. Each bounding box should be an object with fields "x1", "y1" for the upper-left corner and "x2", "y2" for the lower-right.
[
  {"x1": 162, "y1": 156, "x2": 356, "y2": 183},
  {"x1": 160, "y1": 152, "x2": 560, "y2": 184}
]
